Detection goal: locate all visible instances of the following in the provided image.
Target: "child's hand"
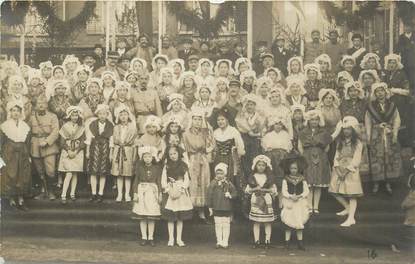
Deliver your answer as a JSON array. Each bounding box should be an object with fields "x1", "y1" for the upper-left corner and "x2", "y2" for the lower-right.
[
  {"x1": 208, "y1": 208, "x2": 213, "y2": 216},
  {"x1": 225, "y1": 191, "x2": 232, "y2": 199}
]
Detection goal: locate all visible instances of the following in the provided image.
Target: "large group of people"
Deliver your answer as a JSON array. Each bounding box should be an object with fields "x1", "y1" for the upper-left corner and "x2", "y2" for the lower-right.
[{"x1": 1, "y1": 26, "x2": 415, "y2": 250}]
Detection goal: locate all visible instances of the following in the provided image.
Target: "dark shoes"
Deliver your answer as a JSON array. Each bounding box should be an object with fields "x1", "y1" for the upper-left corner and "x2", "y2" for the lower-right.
[
  {"x1": 90, "y1": 195, "x2": 97, "y2": 202},
  {"x1": 297, "y1": 240, "x2": 306, "y2": 251},
  {"x1": 140, "y1": 239, "x2": 155, "y2": 247},
  {"x1": 252, "y1": 241, "x2": 260, "y2": 249},
  {"x1": 96, "y1": 195, "x2": 103, "y2": 203}
]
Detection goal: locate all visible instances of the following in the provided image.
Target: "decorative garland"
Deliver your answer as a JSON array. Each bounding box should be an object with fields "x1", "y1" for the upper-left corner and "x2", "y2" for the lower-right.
[
  {"x1": 1, "y1": 1, "x2": 96, "y2": 42},
  {"x1": 166, "y1": 1, "x2": 237, "y2": 40}
]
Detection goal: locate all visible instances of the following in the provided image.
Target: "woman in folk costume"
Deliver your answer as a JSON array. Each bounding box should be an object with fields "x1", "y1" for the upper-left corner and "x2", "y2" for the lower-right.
[
  {"x1": 0, "y1": 100, "x2": 31, "y2": 210},
  {"x1": 212, "y1": 77, "x2": 230, "y2": 110},
  {"x1": 162, "y1": 93, "x2": 189, "y2": 130},
  {"x1": 129, "y1": 58, "x2": 148, "y2": 74},
  {"x1": 27, "y1": 69, "x2": 46, "y2": 105},
  {"x1": 286, "y1": 56, "x2": 305, "y2": 81},
  {"x1": 169, "y1": 58, "x2": 185, "y2": 89},
  {"x1": 108, "y1": 80, "x2": 135, "y2": 117},
  {"x1": 315, "y1": 54, "x2": 336, "y2": 90},
  {"x1": 365, "y1": 82, "x2": 402, "y2": 194},
  {"x1": 266, "y1": 87, "x2": 293, "y2": 137},
  {"x1": 49, "y1": 65, "x2": 66, "y2": 89},
  {"x1": 340, "y1": 55, "x2": 359, "y2": 80},
  {"x1": 234, "y1": 57, "x2": 252, "y2": 81},
  {"x1": 39, "y1": 61, "x2": 53, "y2": 83},
  {"x1": 236, "y1": 94, "x2": 264, "y2": 178},
  {"x1": 303, "y1": 63, "x2": 324, "y2": 109},
  {"x1": 132, "y1": 146, "x2": 162, "y2": 247},
  {"x1": 136, "y1": 115, "x2": 165, "y2": 162},
  {"x1": 329, "y1": 116, "x2": 364, "y2": 227},
  {"x1": 5, "y1": 75, "x2": 31, "y2": 120},
  {"x1": 149, "y1": 54, "x2": 169, "y2": 89},
  {"x1": 245, "y1": 155, "x2": 278, "y2": 249},
  {"x1": 298, "y1": 109, "x2": 332, "y2": 213},
  {"x1": 68, "y1": 64, "x2": 92, "y2": 105},
  {"x1": 213, "y1": 108, "x2": 246, "y2": 194},
  {"x1": 215, "y1": 59, "x2": 234, "y2": 80},
  {"x1": 86, "y1": 104, "x2": 114, "y2": 202},
  {"x1": 110, "y1": 104, "x2": 137, "y2": 202},
  {"x1": 183, "y1": 107, "x2": 214, "y2": 221},
  {"x1": 48, "y1": 80, "x2": 72, "y2": 127},
  {"x1": 191, "y1": 81, "x2": 215, "y2": 120},
  {"x1": 78, "y1": 78, "x2": 106, "y2": 121},
  {"x1": 360, "y1": 52, "x2": 383, "y2": 77},
  {"x1": 177, "y1": 71, "x2": 198, "y2": 109},
  {"x1": 339, "y1": 82, "x2": 370, "y2": 177},
  {"x1": 124, "y1": 71, "x2": 140, "y2": 93},
  {"x1": 265, "y1": 67, "x2": 285, "y2": 89},
  {"x1": 58, "y1": 106, "x2": 85, "y2": 204},
  {"x1": 62, "y1": 55, "x2": 80, "y2": 87},
  {"x1": 335, "y1": 71, "x2": 354, "y2": 102},
  {"x1": 157, "y1": 67, "x2": 178, "y2": 113},
  {"x1": 101, "y1": 71, "x2": 116, "y2": 104},
  {"x1": 382, "y1": 54, "x2": 413, "y2": 146},
  {"x1": 285, "y1": 76, "x2": 308, "y2": 108},
  {"x1": 291, "y1": 104, "x2": 306, "y2": 152},
  {"x1": 358, "y1": 69, "x2": 381, "y2": 100},
  {"x1": 255, "y1": 76, "x2": 273, "y2": 115},
  {"x1": 240, "y1": 69, "x2": 256, "y2": 94},
  {"x1": 1, "y1": 60, "x2": 20, "y2": 93},
  {"x1": 280, "y1": 152, "x2": 309, "y2": 251},
  {"x1": 161, "y1": 146, "x2": 193, "y2": 247},
  {"x1": 195, "y1": 58, "x2": 215, "y2": 88},
  {"x1": 261, "y1": 114, "x2": 293, "y2": 208}
]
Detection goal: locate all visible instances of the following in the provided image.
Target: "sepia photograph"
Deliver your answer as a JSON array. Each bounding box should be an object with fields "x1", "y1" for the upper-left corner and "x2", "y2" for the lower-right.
[{"x1": 0, "y1": 0, "x2": 415, "y2": 263}]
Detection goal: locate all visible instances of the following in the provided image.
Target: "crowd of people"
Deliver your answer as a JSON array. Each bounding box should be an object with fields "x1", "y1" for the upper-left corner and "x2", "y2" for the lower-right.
[{"x1": 1, "y1": 26, "x2": 415, "y2": 250}]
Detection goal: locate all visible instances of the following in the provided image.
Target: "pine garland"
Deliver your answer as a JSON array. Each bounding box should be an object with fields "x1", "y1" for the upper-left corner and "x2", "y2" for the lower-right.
[
  {"x1": 167, "y1": 1, "x2": 237, "y2": 40},
  {"x1": 1, "y1": 1, "x2": 96, "y2": 42}
]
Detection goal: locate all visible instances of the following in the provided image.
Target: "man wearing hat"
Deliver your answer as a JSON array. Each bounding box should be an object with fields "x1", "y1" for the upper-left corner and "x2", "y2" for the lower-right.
[
  {"x1": 94, "y1": 51, "x2": 122, "y2": 80},
  {"x1": 160, "y1": 34, "x2": 178, "y2": 60},
  {"x1": 271, "y1": 36, "x2": 293, "y2": 76},
  {"x1": 116, "y1": 38, "x2": 129, "y2": 57},
  {"x1": 304, "y1": 30, "x2": 324, "y2": 64},
  {"x1": 214, "y1": 41, "x2": 233, "y2": 62},
  {"x1": 118, "y1": 54, "x2": 131, "y2": 80},
  {"x1": 29, "y1": 95, "x2": 60, "y2": 200},
  {"x1": 187, "y1": 54, "x2": 200, "y2": 72},
  {"x1": 324, "y1": 29, "x2": 346, "y2": 71},
  {"x1": 346, "y1": 33, "x2": 367, "y2": 68},
  {"x1": 259, "y1": 53, "x2": 275, "y2": 77},
  {"x1": 178, "y1": 38, "x2": 197, "y2": 62},
  {"x1": 82, "y1": 52, "x2": 98, "y2": 72},
  {"x1": 93, "y1": 44, "x2": 106, "y2": 69},
  {"x1": 125, "y1": 34, "x2": 156, "y2": 70},
  {"x1": 252, "y1": 40, "x2": 268, "y2": 75}
]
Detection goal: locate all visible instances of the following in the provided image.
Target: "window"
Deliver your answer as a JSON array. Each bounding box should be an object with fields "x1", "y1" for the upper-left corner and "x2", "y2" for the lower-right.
[{"x1": 86, "y1": 2, "x2": 104, "y2": 34}]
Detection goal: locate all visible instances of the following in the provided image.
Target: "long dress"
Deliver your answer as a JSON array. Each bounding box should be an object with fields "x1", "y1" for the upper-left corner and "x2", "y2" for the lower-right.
[
  {"x1": 365, "y1": 100, "x2": 402, "y2": 181},
  {"x1": 329, "y1": 140, "x2": 364, "y2": 197},
  {"x1": 281, "y1": 177, "x2": 310, "y2": 230},
  {"x1": 132, "y1": 161, "x2": 162, "y2": 219},
  {"x1": 245, "y1": 173, "x2": 278, "y2": 223},
  {"x1": 0, "y1": 119, "x2": 31, "y2": 197},
  {"x1": 183, "y1": 127, "x2": 214, "y2": 207},
  {"x1": 320, "y1": 105, "x2": 342, "y2": 166},
  {"x1": 110, "y1": 122, "x2": 137, "y2": 177},
  {"x1": 58, "y1": 122, "x2": 85, "y2": 172},
  {"x1": 298, "y1": 126, "x2": 332, "y2": 187},
  {"x1": 87, "y1": 119, "x2": 114, "y2": 176}
]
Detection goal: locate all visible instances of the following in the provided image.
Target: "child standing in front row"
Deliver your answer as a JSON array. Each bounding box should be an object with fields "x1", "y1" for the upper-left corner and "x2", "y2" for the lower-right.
[
  {"x1": 245, "y1": 155, "x2": 278, "y2": 249},
  {"x1": 161, "y1": 146, "x2": 193, "y2": 247},
  {"x1": 280, "y1": 153, "x2": 310, "y2": 251},
  {"x1": 207, "y1": 163, "x2": 237, "y2": 249},
  {"x1": 132, "y1": 146, "x2": 162, "y2": 247}
]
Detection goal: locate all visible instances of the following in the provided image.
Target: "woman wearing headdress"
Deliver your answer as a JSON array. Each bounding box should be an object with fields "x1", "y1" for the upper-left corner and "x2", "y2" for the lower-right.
[
  {"x1": 215, "y1": 59, "x2": 234, "y2": 80},
  {"x1": 236, "y1": 94, "x2": 264, "y2": 178},
  {"x1": 191, "y1": 81, "x2": 215, "y2": 120},
  {"x1": 27, "y1": 69, "x2": 46, "y2": 105},
  {"x1": 210, "y1": 80, "x2": 243, "y2": 128},
  {"x1": 315, "y1": 54, "x2": 336, "y2": 90},
  {"x1": 340, "y1": 55, "x2": 359, "y2": 80},
  {"x1": 162, "y1": 93, "x2": 189, "y2": 130},
  {"x1": 264, "y1": 67, "x2": 285, "y2": 89},
  {"x1": 178, "y1": 71, "x2": 198, "y2": 109},
  {"x1": 124, "y1": 71, "x2": 140, "y2": 94},
  {"x1": 255, "y1": 76, "x2": 273, "y2": 115},
  {"x1": 0, "y1": 100, "x2": 31, "y2": 210},
  {"x1": 291, "y1": 104, "x2": 306, "y2": 152},
  {"x1": 149, "y1": 54, "x2": 169, "y2": 89},
  {"x1": 266, "y1": 87, "x2": 293, "y2": 137},
  {"x1": 130, "y1": 58, "x2": 148, "y2": 73},
  {"x1": 78, "y1": 78, "x2": 106, "y2": 121},
  {"x1": 109, "y1": 81, "x2": 135, "y2": 118},
  {"x1": 101, "y1": 71, "x2": 117, "y2": 104},
  {"x1": 335, "y1": 71, "x2": 354, "y2": 102},
  {"x1": 169, "y1": 59, "x2": 185, "y2": 89},
  {"x1": 360, "y1": 53, "x2": 383, "y2": 78},
  {"x1": 234, "y1": 57, "x2": 252, "y2": 81},
  {"x1": 5, "y1": 75, "x2": 31, "y2": 121},
  {"x1": 183, "y1": 107, "x2": 215, "y2": 221},
  {"x1": 195, "y1": 58, "x2": 215, "y2": 88},
  {"x1": 365, "y1": 82, "x2": 401, "y2": 194},
  {"x1": 304, "y1": 63, "x2": 324, "y2": 109},
  {"x1": 63, "y1": 55, "x2": 81, "y2": 88},
  {"x1": 285, "y1": 77, "x2": 308, "y2": 108},
  {"x1": 358, "y1": 69, "x2": 381, "y2": 100},
  {"x1": 69, "y1": 65, "x2": 92, "y2": 105},
  {"x1": 212, "y1": 77, "x2": 230, "y2": 110},
  {"x1": 136, "y1": 115, "x2": 165, "y2": 162},
  {"x1": 329, "y1": 116, "x2": 364, "y2": 227},
  {"x1": 240, "y1": 70, "x2": 256, "y2": 94},
  {"x1": 48, "y1": 80, "x2": 72, "y2": 127},
  {"x1": 39, "y1": 61, "x2": 53, "y2": 83},
  {"x1": 286, "y1": 56, "x2": 305, "y2": 80},
  {"x1": 382, "y1": 54, "x2": 413, "y2": 146},
  {"x1": 157, "y1": 67, "x2": 178, "y2": 113}
]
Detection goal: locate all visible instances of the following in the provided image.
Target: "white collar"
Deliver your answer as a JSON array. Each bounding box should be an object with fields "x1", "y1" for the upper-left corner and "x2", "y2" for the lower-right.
[{"x1": 1, "y1": 119, "x2": 30, "y2": 142}]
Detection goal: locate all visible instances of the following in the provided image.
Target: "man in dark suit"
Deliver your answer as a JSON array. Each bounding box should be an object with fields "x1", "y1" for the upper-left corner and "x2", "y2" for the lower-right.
[
  {"x1": 252, "y1": 41, "x2": 268, "y2": 75},
  {"x1": 271, "y1": 35, "x2": 293, "y2": 76},
  {"x1": 346, "y1": 33, "x2": 367, "y2": 70},
  {"x1": 396, "y1": 22, "x2": 415, "y2": 94},
  {"x1": 178, "y1": 38, "x2": 197, "y2": 62}
]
